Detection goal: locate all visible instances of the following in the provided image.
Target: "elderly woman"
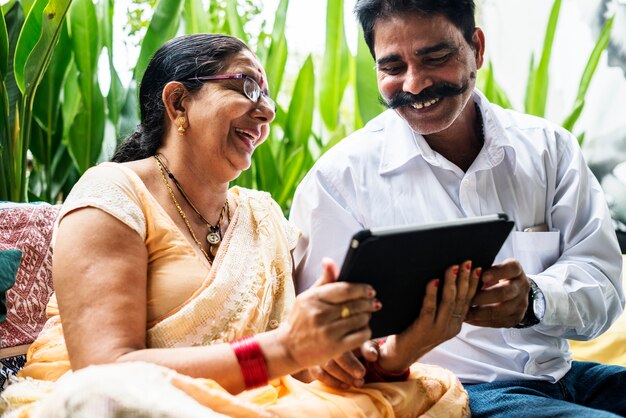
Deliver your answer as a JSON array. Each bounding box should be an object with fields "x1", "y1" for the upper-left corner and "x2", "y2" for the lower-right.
[{"x1": 1, "y1": 34, "x2": 478, "y2": 417}]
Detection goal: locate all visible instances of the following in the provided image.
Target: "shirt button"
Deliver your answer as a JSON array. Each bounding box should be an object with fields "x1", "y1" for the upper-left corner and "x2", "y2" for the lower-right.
[{"x1": 269, "y1": 319, "x2": 279, "y2": 329}]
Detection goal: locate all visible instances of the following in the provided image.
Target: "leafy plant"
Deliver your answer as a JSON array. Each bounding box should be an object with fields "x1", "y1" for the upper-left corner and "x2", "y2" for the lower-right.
[
  {"x1": 478, "y1": 0, "x2": 614, "y2": 143},
  {"x1": 0, "y1": 0, "x2": 383, "y2": 213}
]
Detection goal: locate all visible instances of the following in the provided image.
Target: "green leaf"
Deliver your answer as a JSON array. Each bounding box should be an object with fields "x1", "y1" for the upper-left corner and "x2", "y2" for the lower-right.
[
  {"x1": 67, "y1": 0, "x2": 105, "y2": 173},
  {"x1": 253, "y1": 135, "x2": 280, "y2": 193},
  {"x1": 184, "y1": 0, "x2": 210, "y2": 34},
  {"x1": 14, "y1": 0, "x2": 71, "y2": 95},
  {"x1": 133, "y1": 0, "x2": 184, "y2": 83},
  {"x1": 32, "y1": 21, "x2": 70, "y2": 136},
  {"x1": 525, "y1": 0, "x2": 561, "y2": 117},
  {"x1": 257, "y1": 0, "x2": 288, "y2": 62},
  {"x1": 276, "y1": 146, "x2": 307, "y2": 209},
  {"x1": 355, "y1": 25, "x2": 383, "y2": 126},
  {"x1": 1, "y1": 7, "x2": 8, "y2": 79},
  {"x1": 264, "y1": 34, "x2": 287, "y2": 98},
  {"x1": 225, "y1": 0, "x2": 247, "y2": 44},
  {"x1": 319, "y1": 0, "x2": 349, "y2": 130},
  {"x1": 61, "y1": 59, "x2": 80, "y2": 138},
  {"x1": 3, "y1": 2, "x2": 23, "y2": 134},
  {"x1": 478, "y1": 61, "x2": 513, "y2": 109},
  {"x1": 561, "y1": 16, "x2": 613, "y2": 132},
  {"x1": 1, "y1": 1, "x2": 18, "y2": 15},
  {"x1": 68, "y1": 81, "x2": 105, "y2": 173},
  {"x1": 284, "y1": 54, "x2": 314, "y2": 160},
  {"x1": 561, "y1": 98, "x2": 584, "y2": 133}
]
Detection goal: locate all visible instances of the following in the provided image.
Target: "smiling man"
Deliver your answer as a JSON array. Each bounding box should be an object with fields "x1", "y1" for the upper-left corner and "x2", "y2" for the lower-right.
[{"x1": 290, "y1": 0, "x2": 626, "y2": 416}]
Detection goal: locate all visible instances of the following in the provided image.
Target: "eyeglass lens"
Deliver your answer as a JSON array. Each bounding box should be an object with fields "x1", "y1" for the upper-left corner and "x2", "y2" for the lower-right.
[{"x1": 243, "y1": 77, "x2": 276, "y2": 111}]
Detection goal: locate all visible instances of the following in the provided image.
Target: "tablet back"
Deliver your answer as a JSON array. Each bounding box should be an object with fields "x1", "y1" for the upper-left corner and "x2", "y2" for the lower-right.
[{"x1": 338, "y1": 214, "x2": 514, "y2": 338}]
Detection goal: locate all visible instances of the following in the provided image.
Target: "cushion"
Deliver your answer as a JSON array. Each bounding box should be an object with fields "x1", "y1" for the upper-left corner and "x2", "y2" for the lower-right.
[
  {"x1": 569, "y1": 255, "x2": 626, "y2": 366},
  {"x1": 0, "y1": 203, "x2": 60, "y2": 352},
  {"x1": 0, "y1": 250, "x2": 21, "y2": 323}
]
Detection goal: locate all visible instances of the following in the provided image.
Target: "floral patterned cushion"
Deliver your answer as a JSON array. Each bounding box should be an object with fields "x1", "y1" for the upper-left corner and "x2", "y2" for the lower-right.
[{"x1": 0, "y1": 203, "x2": 60, "y2": 350}]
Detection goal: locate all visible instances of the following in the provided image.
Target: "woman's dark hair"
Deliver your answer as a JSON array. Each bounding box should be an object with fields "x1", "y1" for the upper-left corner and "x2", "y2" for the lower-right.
[
  {"x1": 112, "y1": 34, "x2": 250, "y2": 162},
  {"x1": 354, "y1": 0, "x2": 476, "y2": 58}
]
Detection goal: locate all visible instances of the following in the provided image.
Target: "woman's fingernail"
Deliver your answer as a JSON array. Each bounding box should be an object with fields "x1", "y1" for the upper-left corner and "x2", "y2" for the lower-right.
[
  {"x1": 373, "y1": 300, "x2": 382, "y2": 311},
  {"x1": 452, "y1": 266, "x2": 459, "y2": 275},
  {"x1": 475, "y1": 267, "x2": 482, "y2": 277},
  {"x1": 434, "y1": 279, "x2": 440, "y2": 288},
  {"x1": 367, "y1": 287, "x2": 376, "y2": 298},
  {"x1": 464, "y1": 261, "x2": 472, "y2": 271}
]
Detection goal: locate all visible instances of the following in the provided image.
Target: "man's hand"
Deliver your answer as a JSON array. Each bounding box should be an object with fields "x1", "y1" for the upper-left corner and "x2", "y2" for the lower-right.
[
  {"x1": 308, "y1": 340, "x2": 379, "y2": 389},
  {"x1": 465, "y1": 259, "x2": 530, "y2": 328}
]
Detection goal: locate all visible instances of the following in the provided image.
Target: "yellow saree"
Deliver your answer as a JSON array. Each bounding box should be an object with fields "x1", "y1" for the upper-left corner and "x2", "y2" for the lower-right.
[{"x1": 1, "y1": 163, "x2": 469, "y2": 417}]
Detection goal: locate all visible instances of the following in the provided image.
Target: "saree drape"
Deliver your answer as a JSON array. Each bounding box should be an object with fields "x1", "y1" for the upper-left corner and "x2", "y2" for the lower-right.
[{"x1": 1, "y1": 163, "x2": 469, "y2": 418}]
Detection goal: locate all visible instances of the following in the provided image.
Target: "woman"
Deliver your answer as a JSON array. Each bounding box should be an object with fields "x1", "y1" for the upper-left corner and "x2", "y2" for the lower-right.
[{"x1": 1, "y1": 34, "x2": 478, "y2": 417}]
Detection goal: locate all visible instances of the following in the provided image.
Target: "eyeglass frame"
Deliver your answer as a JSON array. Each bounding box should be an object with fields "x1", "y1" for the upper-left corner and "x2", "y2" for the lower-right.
[{"x1": 189, "y1": 73, "x2": 276, "y2": 112}]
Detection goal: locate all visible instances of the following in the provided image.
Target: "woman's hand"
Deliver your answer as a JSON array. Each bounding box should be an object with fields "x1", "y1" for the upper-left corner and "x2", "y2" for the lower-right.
[
  {"x1": 276, "y1": 258, "x2": 380, "y2": 372},
  {"x1": 377, "y1": 261, "x2": 482, "y2": 372}
]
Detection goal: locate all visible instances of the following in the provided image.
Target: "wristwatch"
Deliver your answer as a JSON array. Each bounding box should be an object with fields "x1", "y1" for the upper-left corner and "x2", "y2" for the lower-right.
[{"x1": 515, "y1": 279, "x2": 545, "y2": 328}]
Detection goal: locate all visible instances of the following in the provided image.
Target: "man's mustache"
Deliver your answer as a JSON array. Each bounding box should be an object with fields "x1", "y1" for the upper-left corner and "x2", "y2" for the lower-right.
[{"x1": 382, "y1": 81, "x2": 469, "y2": 109}]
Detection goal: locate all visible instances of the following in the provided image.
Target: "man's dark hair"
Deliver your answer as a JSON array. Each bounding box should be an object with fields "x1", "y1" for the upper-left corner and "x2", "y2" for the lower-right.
[
  {"x1": 354, "y1": 0, "x2": 476, "y2": 58},
  {"x1": 112, "y1": 34, "x2": 250, "y2": 162}
]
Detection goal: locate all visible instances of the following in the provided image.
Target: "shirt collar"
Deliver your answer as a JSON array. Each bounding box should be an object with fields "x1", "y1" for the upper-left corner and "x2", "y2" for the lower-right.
[{"x1": 379, "y1": 89, "x2": 518, "y2": 175}]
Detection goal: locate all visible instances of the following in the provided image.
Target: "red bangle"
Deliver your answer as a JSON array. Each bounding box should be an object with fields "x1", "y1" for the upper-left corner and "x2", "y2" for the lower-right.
[
  {"x1": 364, "y1": 338, "x2": 410, "y2": 383},
  {"x1": 230, "y1": 336, "x2": 269, "y2": 389}
]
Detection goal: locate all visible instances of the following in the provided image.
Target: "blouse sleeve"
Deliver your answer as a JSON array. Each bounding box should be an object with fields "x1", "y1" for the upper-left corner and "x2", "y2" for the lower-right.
[{"x1": 57, "y1": 164, "x2": 147, "y2": 240}]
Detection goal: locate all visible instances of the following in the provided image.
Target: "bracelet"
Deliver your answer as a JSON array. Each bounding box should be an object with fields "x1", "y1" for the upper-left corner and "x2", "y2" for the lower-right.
[
  {"x1": 364, "y1": 338, "x2": 410, "y2": 383},
  {"x1": 230, "y1": 336, "x2": 269, "y2": 389}
]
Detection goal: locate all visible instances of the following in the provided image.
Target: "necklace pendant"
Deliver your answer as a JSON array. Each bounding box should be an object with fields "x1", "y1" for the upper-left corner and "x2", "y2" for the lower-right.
[{"x1": 207, "y1": 231, "x2": 221, "y2": 245}]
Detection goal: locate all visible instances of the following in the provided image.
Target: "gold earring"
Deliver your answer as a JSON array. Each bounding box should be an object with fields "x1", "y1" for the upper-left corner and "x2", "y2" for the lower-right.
[{"x1": 177, "y1": 116, "x2": 186, "y2": 135}]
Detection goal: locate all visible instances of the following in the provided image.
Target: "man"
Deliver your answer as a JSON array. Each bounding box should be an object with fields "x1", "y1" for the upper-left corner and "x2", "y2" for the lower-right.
[{"x1": 289, "y1": 0, "x2": 626, "y2": 416}]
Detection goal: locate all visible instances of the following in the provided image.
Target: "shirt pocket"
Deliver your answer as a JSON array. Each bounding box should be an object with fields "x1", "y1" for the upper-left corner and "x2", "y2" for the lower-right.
[{"x1": 510, "y1": 231, "x2": 560, "y2": 275}]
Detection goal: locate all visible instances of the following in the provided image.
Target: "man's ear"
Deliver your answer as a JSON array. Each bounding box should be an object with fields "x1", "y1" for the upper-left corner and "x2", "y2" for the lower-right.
[
  {"x1": 472, "y1": 27, "x2": 485, "y2": 70},
  {"x1": 162, "y1": 81, "x2": 189, "y2": 122}
]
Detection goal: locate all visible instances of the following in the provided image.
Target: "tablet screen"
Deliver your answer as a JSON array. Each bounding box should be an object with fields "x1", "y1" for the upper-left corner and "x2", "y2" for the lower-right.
[{"x1": 338, "y1": 214, "x2": 514, "y2": 338}]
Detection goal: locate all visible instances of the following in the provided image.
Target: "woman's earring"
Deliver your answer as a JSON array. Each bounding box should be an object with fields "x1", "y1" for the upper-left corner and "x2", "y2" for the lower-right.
[{"x1": 177, "y1": 116, "x2": 186, "y2": 136}]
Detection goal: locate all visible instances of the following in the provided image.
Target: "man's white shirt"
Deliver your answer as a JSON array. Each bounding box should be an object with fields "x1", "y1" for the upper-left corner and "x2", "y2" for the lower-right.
[{"x1": 290, "y1": 90, "x2": 624, "y2": 383}]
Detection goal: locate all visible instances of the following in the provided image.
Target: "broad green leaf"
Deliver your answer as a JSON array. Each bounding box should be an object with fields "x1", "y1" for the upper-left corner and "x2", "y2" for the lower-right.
[
  {"x1": 253, "y1": 136, "x2": 280, "y2": 193},
  {"x1": 184, "y1": 0, "x2": 210, "y2": 34},
  {"x1": 3, "y1": 2, "x2": 23, "y2": 133},
  {"x1": 133, "y1": 0, "x2": 184, "y2": 83},
  {"x1": 284, "y1": 54, "x2": 314, "y2": 160},
  {"x1": 14, "y1": 0, "x2": 71, "y2": 95},
  {"x1": 478, "y1": 61, "x2": 513, "y2": 109},
  {"x1": 319, "y1": 0, "x2": 349, "y2": 130},
  {"x1": 33, "y1": 21, "x2": 70, "y2": 136},
  {"x1": 107, "y1": 66, "x2": 125, "y2": 129},
  {"x1": 1, "y1": 1, "x2": 18, "y2": 15},
  {"x1": 67, "y1": 0, "x2": 105, "y2": 173},
  {"x1": 276, "y1": 146, "x2": 306, "y2": 208},
  {"x1": 561, "y1": 16, "x2": 613, "y2": 132},
  {"x1": 561, "y1": 98, "x2": 583, "y2": 133},
  {"x1": 69, "y1": 0, "x2": 99, "y2": 76},
  {"x1": 525, "y1": 0, "x2": 560, "y2": 117},
  {"x1": 61, "y1": 59, "x2": 80, "y2": 138},
  {"x1": 68, "y1": 80, "x2": 105, "y2": 173},
  {"x1": 1, "y1": 7, "x2": 8, "y2": 79},
  {"x1": 225, "y1": 0, "x2": 247, "y2": 44},
  {"x1": 355, "y1": 25, "x2": 383, "y2": 126},
  {"x1": 264, "y1": 34, "x2": 287, "y2": 98},
  {"x1": 258, "y1": 0, "x2": 288, "y2": 62}
]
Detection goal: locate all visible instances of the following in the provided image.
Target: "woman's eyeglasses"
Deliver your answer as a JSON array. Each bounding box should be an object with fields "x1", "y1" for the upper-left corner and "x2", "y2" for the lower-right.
[{"x1": 192, "y1": 73, "x2": 276, "y2": 112}]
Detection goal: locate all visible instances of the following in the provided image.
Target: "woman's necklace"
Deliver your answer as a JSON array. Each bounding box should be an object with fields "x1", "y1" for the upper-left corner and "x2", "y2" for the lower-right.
[{"x1": 154, "y1": 155, "x2": 229, "y2": 263}]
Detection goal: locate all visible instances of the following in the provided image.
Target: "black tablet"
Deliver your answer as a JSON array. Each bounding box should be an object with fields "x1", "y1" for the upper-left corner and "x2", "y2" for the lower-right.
[{"x1": 338, "y1": 213, "x2": 514, "y2": 338}]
